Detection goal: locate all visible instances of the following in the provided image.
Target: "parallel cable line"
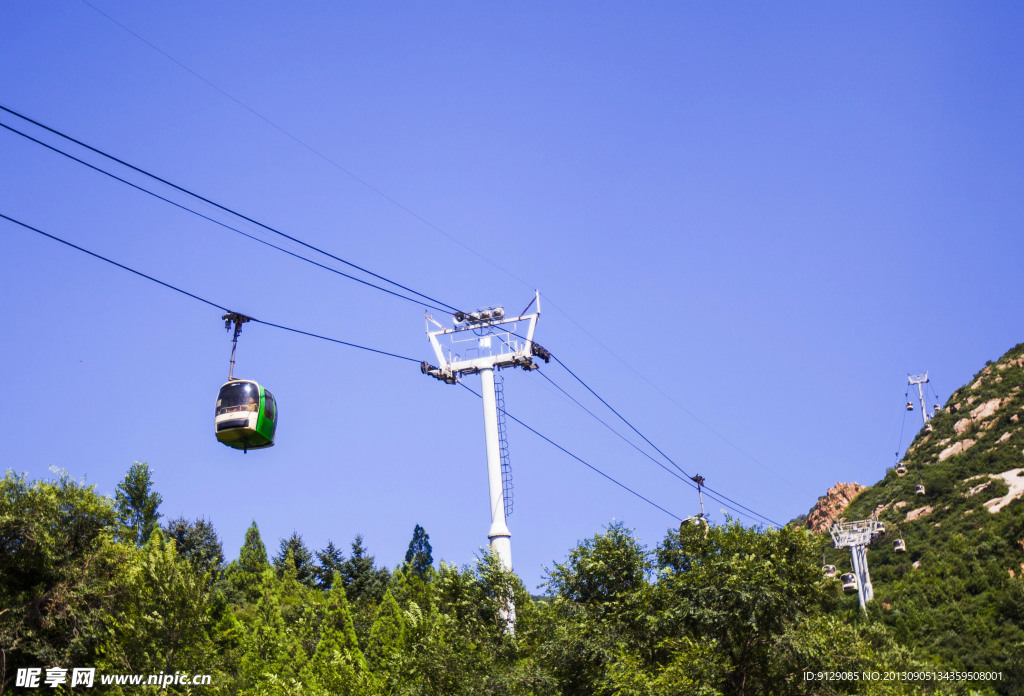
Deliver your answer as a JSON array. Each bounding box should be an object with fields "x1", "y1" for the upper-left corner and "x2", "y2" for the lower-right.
[
  {"x1": 0, "y1": 103, "x2": 463, "y2": 315},
  {"x1": 78, "y1": 0, "x2": 535, "y2": 292},
  {"x1": 79, "y1": 0, "x2": 796, "y2": 508},
  {"x1": 548, "y1": 354, "x2": 782, "y2": 527},
  {"x1": 0, "y1": 120, "x2": 451, "y2": 315},
  {"x1": 459, "y1": 383, "x2": 681, "y2": 520},
  {"x1": 1, "y1": 212, "x2": 420, "y2": 363},
  {"x1": 538, "y1": 370, "x2": 695, "y2": 487},
  {"x1": 538, "y1": 370, "x2": 774, "y2": 525},
  {"x1": 3, "y1": 102, "x2": 782, "y2": 526},
  {"x1": 5, "y1": 210, "x2": 683, "y2": 520}
]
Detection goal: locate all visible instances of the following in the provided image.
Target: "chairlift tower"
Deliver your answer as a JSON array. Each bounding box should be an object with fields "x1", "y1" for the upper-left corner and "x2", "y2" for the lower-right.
[
  {"x1": 421, "y1": 291, "x2": 549, "y2": 629},
  {"x1": 908, "y1": 373, "x2": 930, "y2": 428},
  {"x1": 829, "y1": 518, "x2": 885, "y2": 613}
]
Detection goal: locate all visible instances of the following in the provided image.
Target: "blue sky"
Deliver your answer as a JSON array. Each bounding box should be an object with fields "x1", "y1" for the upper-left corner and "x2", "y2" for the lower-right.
[{"x1": 2, "y1": 1, "x2": 1023, "y2": 588}]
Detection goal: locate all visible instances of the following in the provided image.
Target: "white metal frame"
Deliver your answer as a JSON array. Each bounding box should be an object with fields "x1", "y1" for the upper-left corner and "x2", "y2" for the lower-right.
[
  {"x1": 830, "y1": 518, "x2": 886, "y2": 612},
  {"x1": 908, "y1": 373, "x2": 930, "y2": 428},
  {"x1": 423, "y1": 294, "x2": 542, "y2": 384},
  {"x1": 421, "y1": 291, "x2": 547, "y2": 633}
]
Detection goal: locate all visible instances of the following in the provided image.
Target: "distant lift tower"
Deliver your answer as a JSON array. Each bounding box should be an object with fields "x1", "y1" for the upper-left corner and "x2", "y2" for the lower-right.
[
  {"x1": 421, "y1": 291, "x2": 550, "y2": 627},
  {"x1": 908, "y1": 373, "x2": 931, "y2": 429},
  {"x1": 830, "y1": 518, "x2": 886, "y2": 613}
]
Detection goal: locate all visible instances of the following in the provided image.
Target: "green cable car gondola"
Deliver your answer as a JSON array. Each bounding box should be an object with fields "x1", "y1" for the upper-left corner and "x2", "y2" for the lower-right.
[
  {"x1": 215, "y1": 312, "x2": 277, "y2": 452},
  {"x1": 215, "y1": 379, "x2": 276, "y2": 451}
]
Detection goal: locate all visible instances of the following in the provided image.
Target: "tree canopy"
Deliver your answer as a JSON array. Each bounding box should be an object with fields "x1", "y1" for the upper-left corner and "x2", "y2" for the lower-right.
[{"x1": 1, "y1": 464, "x2": 1000, "y2": 696}]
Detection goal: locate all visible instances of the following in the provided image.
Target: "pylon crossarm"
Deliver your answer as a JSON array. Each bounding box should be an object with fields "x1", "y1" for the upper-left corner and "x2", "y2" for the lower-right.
[{"x1": 425, "y1": 293, "x2": 542, "y2": 378}]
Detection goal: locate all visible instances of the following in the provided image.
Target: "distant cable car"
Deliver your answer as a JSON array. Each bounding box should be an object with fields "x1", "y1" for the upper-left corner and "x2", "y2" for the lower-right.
[
  {"x1": 679, "y1": 474, "x2": 709, "y2": 537},
  {"x1": 822, "y1": 564, "x2": 837, "y2": 578},
  {"x1": 895, "y1": 464, "x2": 908, "y2": 477},
  {"x1": 906, "y1": 401, "x2": 914, "y2": 411},
  {"x1": 215, "y1": 380, "x2": 277, "y2": 451},
  {"x1": 679, "y1": 513, "x2": 710, "y2": 538},
  {"x1": 915, "y1": 484, "x2": 926, "y2": 496},
  {"x1": 840, "y1": 573, "x2": 857, "y2": 592},
  {"x1": 893, "y1": 538, "x2": 906, "y2": 553}
]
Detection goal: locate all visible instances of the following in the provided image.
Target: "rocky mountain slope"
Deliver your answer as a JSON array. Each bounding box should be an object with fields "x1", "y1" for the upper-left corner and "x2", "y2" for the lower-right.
[
  {"x1": 806, "y1": 482, "x2": 865, "y2": 533},
  {"x1": 814, "y1": 343, "x2": 1024, "y2": 691}
]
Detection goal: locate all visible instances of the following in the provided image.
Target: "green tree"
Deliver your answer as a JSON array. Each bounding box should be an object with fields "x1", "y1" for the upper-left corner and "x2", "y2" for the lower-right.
[
  {"x1": 299, "y1": 574, "x2": 373, "y2": 695},
  {"x1": 0, "y1": 470, "x2": 122, "y2": 692},
  {"x1": 314, "y1": 540, "x2": 345, "y2": 589},
  {"x1": 365, "y1": 587, "x2": 407, "y2": 668},
  {"x1": 274, "y1": 532, "x2": 317, "y2": 589},
  {"x1": 236, "y1": 569, "x2": 306, "y2": 695},
  {"x1": 164, "y1": 516, "x2": 224, "y2": 577},
  {"x1": 228, "y1": 521, "x2": 270, "y2": 604},
  {"x1": 546, "y1": 521, "x2": 648, "y2": 604},
  {"x1": 340, "y1": 534, "x2": 389, "y2": 605},
  {"x1": 115, "y1": 461, "x2": 163, "y2": 547},
  {"x1": 96, "y1": 529, "x2": 218, "y2": 692},
  {"x1": 404, "y1": 523, "x2": 434, "y2": 578},
  {"x1": 542, "y1": 523, "x2": 653, "y2": 696},
  {"x1": 654, "y1": 520, "x2": 831, "y2": 696}
]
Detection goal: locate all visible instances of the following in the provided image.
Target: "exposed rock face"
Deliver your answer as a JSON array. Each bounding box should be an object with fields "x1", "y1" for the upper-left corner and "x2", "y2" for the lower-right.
[
  {"x1": 965, "y1": 468, "x2": 1024, "y2": 513},
  {"x1": 971, "y1": 398, "x2": 1003, "y2": 421},
  {"x1": 806, "y1": 482, "x2": 865, "y2": 533},
  {"x1": 906, "y1": 505, "x2": 933, "y2": 521},
  {"x1": 938, "y1": 438, "x2": 976, "y2": 462}
]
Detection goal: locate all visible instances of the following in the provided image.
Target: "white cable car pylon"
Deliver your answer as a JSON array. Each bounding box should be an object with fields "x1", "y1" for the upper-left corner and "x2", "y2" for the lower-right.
[
  {"x1": 421, "y1": 291, "x2": 549, "y2": 632},
  {"x1": 908, "y1": 373, "x2": 931, "y2": 429},
  {"x1": 830, "y1": 517, "x2": 885, "y2": 613}
]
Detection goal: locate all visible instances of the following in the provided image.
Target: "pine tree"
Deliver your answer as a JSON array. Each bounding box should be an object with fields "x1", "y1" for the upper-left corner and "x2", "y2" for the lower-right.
[
  {"x1": 114, "y1": 461, "x2": 162, "y2": 547},
  {"x1": 314, "y1": 540, "x2": 345, "y2": 590},
  {"x1": 273, "y1": 531, "x2": 317, "y2": 588},
  {"x1": 300, "y1": 574, "x2": 372, "y2": 694},
  {"x1": 239, "y1": 522, "x2": 269, "y2": 574},
  {"x1": 340, "y1": 534, "x2": 389, "y2": 605},
  {"x1": 163, "y1": 516, "x2": 224, "y2": 576},
  {"x1": 236, "y1": 569, "x2": 305, "y2": 693},
  {"x1": 229, "y1": 521, "x2": 270, "y2": 604},
  {"x1": 404, "y1": 523, "x2": 433, "y2": 579},
  {"x1": 365, "y1": 587, "x2": 407, "y2": 668}
]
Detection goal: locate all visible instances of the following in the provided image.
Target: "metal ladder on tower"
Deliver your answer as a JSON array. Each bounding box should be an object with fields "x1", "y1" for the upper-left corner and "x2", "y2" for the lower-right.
[{"x1": 494, "y1": 373, "x2": 514, "y2": 517}]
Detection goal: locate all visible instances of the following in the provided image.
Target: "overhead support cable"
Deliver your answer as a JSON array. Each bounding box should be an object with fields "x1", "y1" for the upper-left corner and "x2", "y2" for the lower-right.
[
  {"x1": 78, "y1": 0, "x2": 536, "y2": 292},
  {"x1": 1, "y1": 212, "x2": 420, "y2": 364},
  {"x1": 537, "y1": 370, "x2": 698, "y2": 489},
  {"x1": 7, "y1": 209, "x2": 681, "y2": 523},
  {"x1": 548, "y1": 354, "x2": 782, "y2": 527},
  {"x1": 540, "y1": 293, "x2": 802, "y2": 490},
  {"x1": 5, "y1": 210, "x2": 775, "y2": 527},
  {"x1": 458, "y1": 383, "x2": 681, "y2": 521},
  {"x1": 0, "y1": 103, "x2": 463, "y2": 315},
  {"x1": 3, "y1": 95, "x2": 781, "y2": 526},
  {"x1": 0, "y1": 120, "x2": 451, "y2": 315},
  {"x1": 495, "y1": 326, "x2": 782, "y2": 526}
]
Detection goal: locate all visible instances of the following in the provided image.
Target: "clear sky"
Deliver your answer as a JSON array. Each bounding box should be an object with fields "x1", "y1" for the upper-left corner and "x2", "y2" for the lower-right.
[{"x1": 2, "y1": 1, "x2": 1023, "y2": 589}]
